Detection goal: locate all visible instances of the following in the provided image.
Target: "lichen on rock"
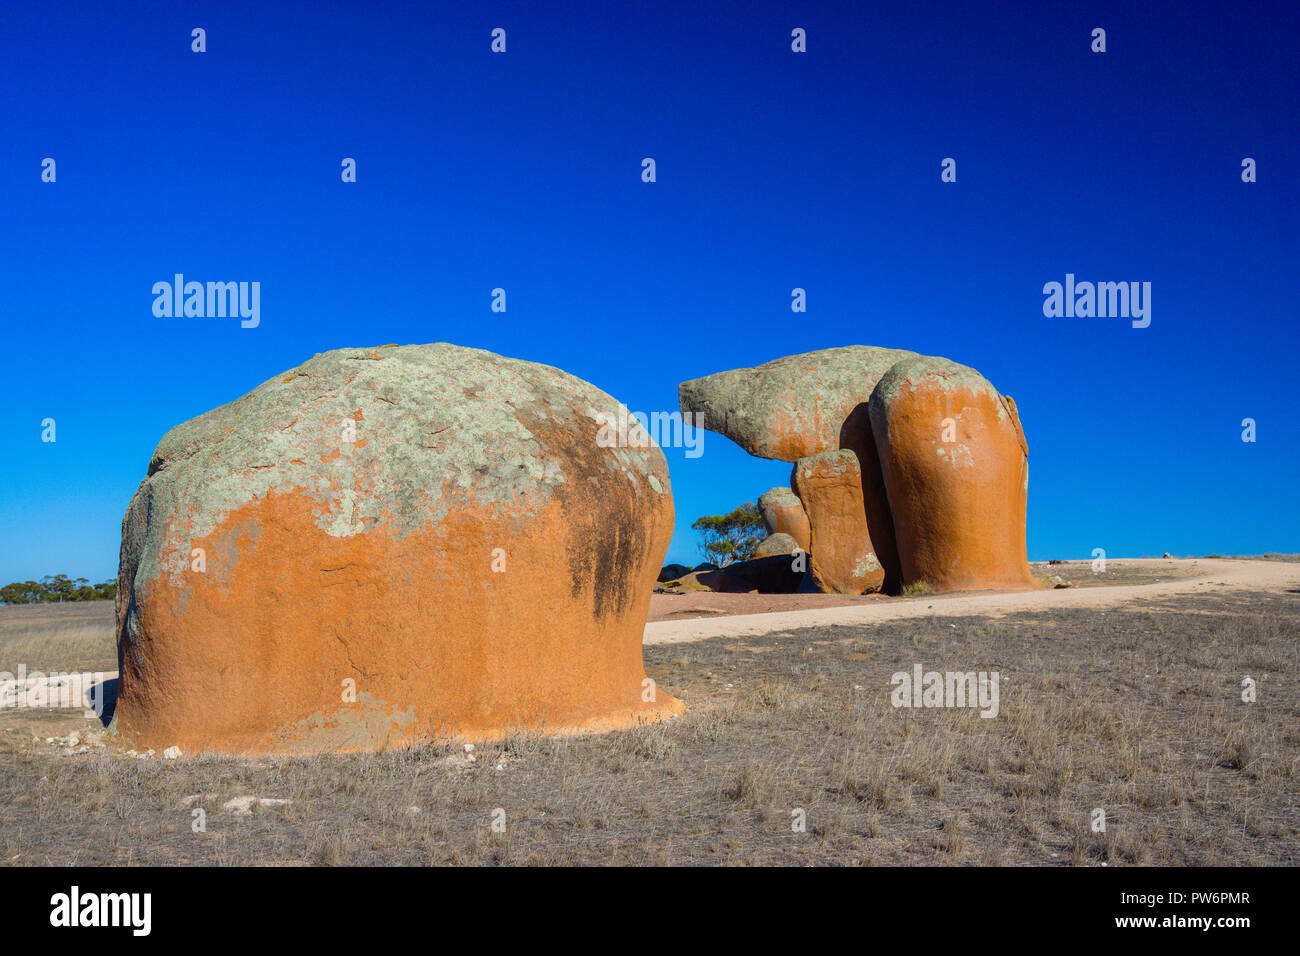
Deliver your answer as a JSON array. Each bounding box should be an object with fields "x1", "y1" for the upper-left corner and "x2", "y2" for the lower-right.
[{"x1": 115, "y1": 343, "x2": 682, "y2": 755}]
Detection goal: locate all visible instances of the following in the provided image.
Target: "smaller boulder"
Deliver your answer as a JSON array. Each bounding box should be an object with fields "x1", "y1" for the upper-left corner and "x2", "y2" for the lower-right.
[
  {"x1": 662, "y1": 556, "x2": 804, "y2": 594},
  {"x1": 658, "y1": 563, "x2": 691, "y2": 583},
  {"x1": 757, "y1": 487, "x2": 812, "y2": 552},
  {"x1": 792, "y1": 450, "x2": 885, "y2": 594},
  {"x1": 723, "y1": 555, "x2": 805, "y2": 593},
  {"x1": 754, "y1": 532, "x2": 800, "y2": 558},
  {"x1": 671, "y1": 568, "x2": 729, "y2": 592}
]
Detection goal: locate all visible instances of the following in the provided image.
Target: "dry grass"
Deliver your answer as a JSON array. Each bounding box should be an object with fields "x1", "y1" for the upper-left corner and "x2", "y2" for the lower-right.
[
  {"x1": 0, "y1": 588, "x2": 1296, "y2": 866},
  {"x1": 0, "y1": 600, "x2": 116, "y2": 674},
  {"x1": 1027, "y1": 560, "x2": 1207, "y2": 589},
  {"x1": 1204, "y1": 553, "x2": 1300, "y2": 563}
]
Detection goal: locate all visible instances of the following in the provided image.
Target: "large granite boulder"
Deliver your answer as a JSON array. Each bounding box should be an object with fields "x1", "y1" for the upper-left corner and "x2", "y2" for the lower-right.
[
  {"x1": 678, "y1": 346, "x2": 917, "y2": 461},
  {"x1": 115, "y1": 343, "x2": 682, "y2": 755},
  {"x1": 869, "y1": 356, "x2": 1036, "y2": 591},
  {"x1": 680, "y1": 346, "x2": 1036, "y2": 595}
]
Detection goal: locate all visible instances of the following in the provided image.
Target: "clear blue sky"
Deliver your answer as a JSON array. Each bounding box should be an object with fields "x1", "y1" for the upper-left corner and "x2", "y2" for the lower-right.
[{"x1": 2, "y1": 0, "x2": 1297, "y2": 584}]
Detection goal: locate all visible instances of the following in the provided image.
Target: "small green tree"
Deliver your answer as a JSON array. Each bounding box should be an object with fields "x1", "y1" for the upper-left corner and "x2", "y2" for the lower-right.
[
  {"x1": 0, "y1": 576, "x2": 118, "y2": 604},
  {"x1": 691, "y1": 502, "x2": 765, "y2": 567},
  {"x1": 0, "y1": 581, "x2": 42, "y2": 605},
  {"x1": 40, "y1": 574, "x2": 80, "y2": 601}
]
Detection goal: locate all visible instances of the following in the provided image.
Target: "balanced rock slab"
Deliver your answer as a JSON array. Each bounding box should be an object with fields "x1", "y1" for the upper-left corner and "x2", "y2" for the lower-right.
[
  {"x1": 678, "y1": 346, "x2": 918, "y2": 461},
  {"x1": 756, "y1": 487, "x2": 811, "y2": 552},
  {"x1": 869, "y1": 356, "x2": 1036, "y2": 591},
  {"x1": 114, "y1": 343, "x2": 682, "y2": 755},
  {"x1": 791, "y1": 451, "x2": 885, "y2": 594}
]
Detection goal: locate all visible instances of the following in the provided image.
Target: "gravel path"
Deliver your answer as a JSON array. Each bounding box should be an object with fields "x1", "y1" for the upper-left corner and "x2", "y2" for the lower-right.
[{"x1": 644, "y1": 558, "x2": 1300, "y2": 645}]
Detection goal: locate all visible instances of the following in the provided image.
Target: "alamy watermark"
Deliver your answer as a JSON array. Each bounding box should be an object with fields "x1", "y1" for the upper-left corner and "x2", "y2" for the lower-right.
[
  {"x1": 152, "y1": 274, "x2": 260, "y2": 328},
  {"x1": 50, "y1": 886, "x2": 151, "y2": 936},
  {"x1": 0, "y1": 665, "x2": 110, "y2": 718},
  {"x1": 596, "y1": 405, "x2": 705, "y2": 458},
  {"x1": 891, "y1": 663, "x2": 1000, "y2": 718},
  {"x1": 1042, "y1": 274, "x2": 1150, "y2": 328}
]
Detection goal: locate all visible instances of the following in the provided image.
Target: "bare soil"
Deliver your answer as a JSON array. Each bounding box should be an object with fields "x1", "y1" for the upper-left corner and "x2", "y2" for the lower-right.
[{"x1": 647, "y1": 557, "x2": 1263, "y2": 624}]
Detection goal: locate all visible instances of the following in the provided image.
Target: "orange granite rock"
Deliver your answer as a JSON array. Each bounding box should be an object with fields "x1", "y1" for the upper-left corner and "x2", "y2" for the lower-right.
[
  {"x1": 756, "y1": 487, "x2": 811, "y2": 553},
  {"x1": 680, "y1": 347, "x2": 915, "y2": 594},
  {"x1": 114, "y1": 344, "x2": 682, "y2": 755},
  {"x1": 791, "y1": 451, "x2": 885, "y2": 594},
  {"x1": 681, "y1": 346, "x2": 1037, "y2": 596},
  {"x1": 678, "y1": 346, "x2": 917, "y2": 461},
  {"x1": 868, "y1": 356, "x2": 1037, "y2": 592}
]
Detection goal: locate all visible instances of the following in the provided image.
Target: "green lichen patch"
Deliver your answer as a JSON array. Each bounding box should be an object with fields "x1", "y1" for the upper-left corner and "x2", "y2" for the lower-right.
[{"x1": 126, "y1": 343, "x2": 672, "y2": 590}]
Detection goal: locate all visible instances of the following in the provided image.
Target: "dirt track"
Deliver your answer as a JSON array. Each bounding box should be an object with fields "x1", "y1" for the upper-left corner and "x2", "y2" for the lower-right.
[{"x1": 644, "y1": 558, "x2": 1300, "y2": 645}]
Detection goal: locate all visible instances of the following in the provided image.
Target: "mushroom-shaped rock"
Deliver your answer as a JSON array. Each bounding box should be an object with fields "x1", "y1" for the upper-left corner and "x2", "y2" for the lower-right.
[
  {"x1": 756, "y1": 487, "x2": 811, "y2": 552},
  {"x1": 114, "y1": 344, "x2": 682, "y2": 755},
  {"x1": 680, "y1": 347, "x2": 914, "y2": 593},
  {"x1": 791, "y1": 451, "x2": 885, "y2": 594},
  {"x1": 678, "y1": 346, "x2": 918, "y2": 461},
  {"x1": 868, "y1": 356, "x2": 1037, "y2": 592}
]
